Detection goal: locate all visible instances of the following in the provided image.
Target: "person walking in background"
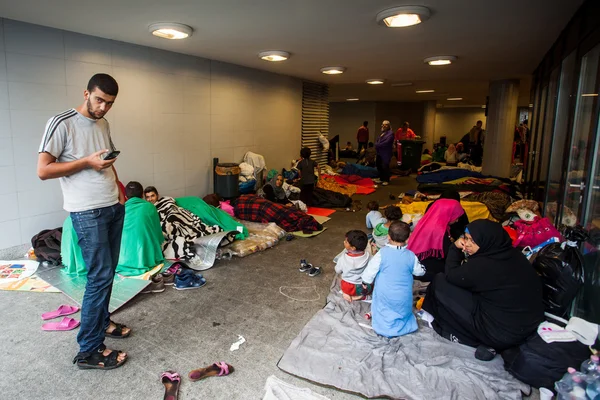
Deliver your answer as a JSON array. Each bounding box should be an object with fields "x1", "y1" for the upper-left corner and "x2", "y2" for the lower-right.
[
  {"x1": 375, "y1": 120, "x2": 394, "y2": 186},
  {"x1": 357, "y1": 121, "x2": 369, "y2": 155},
  {"x1": 37, "y1": 73, "x2": 129, "y2": 370}
]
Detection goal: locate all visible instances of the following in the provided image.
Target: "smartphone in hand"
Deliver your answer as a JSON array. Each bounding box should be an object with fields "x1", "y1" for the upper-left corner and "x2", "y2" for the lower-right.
[{"x1": 102, "y1": 150, "x2": 121, "y2": 160}]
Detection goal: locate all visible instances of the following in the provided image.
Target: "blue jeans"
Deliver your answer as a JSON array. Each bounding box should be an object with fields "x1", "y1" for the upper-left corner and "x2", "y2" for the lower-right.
[{"x1": 71, "y1": 203, "x2": 125, "y2": 353}]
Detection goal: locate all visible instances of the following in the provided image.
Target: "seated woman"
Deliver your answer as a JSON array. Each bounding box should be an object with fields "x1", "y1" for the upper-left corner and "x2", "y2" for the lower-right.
[
  {"x1": 407, "y1": 199, "x2": 465, "y2": 282},
  {"x1": 233, "y1": 194, "x2": 322, "y2": 232},
  {"x1": 62, "y1": 181, "x2": 165, "y2": 276},
  {"x1": 422, "y1": 220, "x2": 544, "y2": 361},
  {"x1": 424, "y1": 190, "x2": 469, "y2": 240},
  {"x1": 262, "y1": 174, "x2": 293, "y2": 206},
  {"x1": 444, "y1": 144, "x2": 458, "y2": 166}
]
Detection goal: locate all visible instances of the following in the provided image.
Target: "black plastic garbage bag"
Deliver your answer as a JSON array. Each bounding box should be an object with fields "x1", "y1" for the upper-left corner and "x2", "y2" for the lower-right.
[{"x1": 533, "y1": 227, "x2": 587, "y2": 317}]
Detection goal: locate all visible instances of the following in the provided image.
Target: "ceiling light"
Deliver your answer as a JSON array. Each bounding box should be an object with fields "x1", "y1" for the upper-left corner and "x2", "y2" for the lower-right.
[
  {"x1": 321, "y1": 67, "x2": 346, "y2": 75},
  {"x1": 376, "y1": 6, "x2": 431, "y2": 28},
  {"x1": 481, "y1": 105, "x2": 486, "y2": 108},
  {"x1": 416, "y1": 89, "x2": 435, "y2": 93},
  {"x1": 366, "y1": 79, "x2": 385, "y2": 85},
  {"x1": 391, "y1": 82, "x2": 413, "y2": 87},
  {"x1": 424, "y1": 56, "x2": 457, "y2": 66},
  {"x1": 258, "y1": 50, "x2": 290, "y2": 62},
  {"x1": 529, "y1": 104, "x2": 533, "y2": 108},
  {"x1": 447, "y1": 97, "x2": 463, "y2": 101},
  {"x1": 582, "y1": 93, "x2": 599, "y2": 97},
  {"x1": 149, "y1": 23, "x2": 193, "y2": 40},
  {"x1": 346, "y1": 98, "x2": 359, "y2": 101}
]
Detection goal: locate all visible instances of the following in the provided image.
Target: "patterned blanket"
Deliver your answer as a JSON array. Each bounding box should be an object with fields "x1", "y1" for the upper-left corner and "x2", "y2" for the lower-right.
[
  {"x1": 234, "y1": 195, "x2": 321, "y2": 232},
  {"x1": 156, "y1": 197, "x2": 222, "y2": 260}
]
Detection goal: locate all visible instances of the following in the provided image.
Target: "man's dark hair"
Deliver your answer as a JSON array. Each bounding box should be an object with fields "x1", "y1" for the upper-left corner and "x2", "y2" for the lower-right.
[
  {"x1": 300, "y1": 147, "x2": 312, "y2": 159},
  {"x1": 346, "y1": 230, "x2": 368, "y2": 251},
  {"x1": 389, "y1": 221, "x2": 411, "y2": 243},
  {"x1": 423, "y1": 149, "x2": 430, "y2": 155},
  {"x1": 384, "y1": 205, "x2": 402, "y2": 221},
  {"x1": 87, "y1": 73, "x2": 119, "y2": 96},
  {"x1": 347, "y1": 141, "x2": 352, "y2": 145},
  {"x1": 476, "y1": 120, "x2": 482, "y2": 125},
  {"x1": 368, "y1": 142, "x2": 374, "y2": 147},
  {"x1": 367, "y1": 200, "x2": 379, "y2": 211},
  {"x1": 363, "y1": 121, "x2": 368, "y2": 126},
  {"x1": 125, "y1": 181, "x2": 143, "y2": 199},
  {"x1": 144, "y1": 185, "x2": 158, "y2": 196}
]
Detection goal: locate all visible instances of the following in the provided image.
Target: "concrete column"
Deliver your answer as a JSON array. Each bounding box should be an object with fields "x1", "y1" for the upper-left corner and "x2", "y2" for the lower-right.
[
  {"x1": 422, "y1": 100, "x2": 436, "y2": 150},
  {"x1": 482, "y1": 79, "x2": 519, "y2": 177}
]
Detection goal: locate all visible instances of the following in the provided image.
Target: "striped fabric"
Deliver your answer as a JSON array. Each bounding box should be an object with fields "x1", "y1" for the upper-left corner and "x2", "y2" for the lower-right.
[{"x1": 39, "y1": 109, "x2": 78, "y2": 153}]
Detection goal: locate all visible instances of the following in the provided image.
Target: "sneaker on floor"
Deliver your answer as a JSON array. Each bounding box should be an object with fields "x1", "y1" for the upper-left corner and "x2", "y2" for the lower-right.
[
  {"x1": 474, "y1": 345, "x2": 497, "y2": 361},
  {"x1": 174, "y1": 274, "x2": 207, "y2": 290},
  {"x1": 142, "y1": 275, "x2": 166, "y2": 293},
  {"x1": 160, "y1": 273, "x2": 175, "y2": 286},
  {"x1": 308, "y1": 266, "x2": 321, "y2": 277},
  {"x1": 299, "y1": 262, "x2": 312, "y2": 273},
  {"x1": 382, "y1": 182, "x2": 389, "y2": 186}
]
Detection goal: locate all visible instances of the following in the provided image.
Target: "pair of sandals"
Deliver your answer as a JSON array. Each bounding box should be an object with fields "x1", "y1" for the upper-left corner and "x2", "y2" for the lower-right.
[
  {"x1": 162, "y1": 362, "x2": 234, "y2": 400},
  {"x1": 72, "y1": 321, "x2": 131, "y2": 370}
]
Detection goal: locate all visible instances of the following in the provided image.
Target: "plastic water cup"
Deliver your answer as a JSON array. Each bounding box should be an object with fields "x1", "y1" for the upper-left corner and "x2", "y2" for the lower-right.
[{"x1": 539, "y1": 387, "x2": 553, "y2": 400}]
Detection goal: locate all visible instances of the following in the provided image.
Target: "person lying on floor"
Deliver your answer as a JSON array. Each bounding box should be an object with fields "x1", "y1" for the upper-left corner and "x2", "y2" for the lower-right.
[
  {"x1": 424, "y1": 189, "x2": 469, "y2": 240},
  {"x1": 361, "y1": 221, "x2": 425, "y2": 337},
  {"x1": 334, "y1": 230, "x2": 372, "y2": 302},
  {"x1": 407, "y1": 199, "x2": 465, "y2": 282},
  {"x1": 422, "y1": 220, "x2": 544, "y2": 361},
  {"x1": 370, "y1": 206, "x2": 402, "y2": 253},
  {"x1": 144, "y1": 185, "x2": 160, "y2": 204},
  {"x1": 232, "y1": 194, "x2": 322, "y2": 232},
  {"x1": 62, "y1": 181, "x2": 165, "y2": 276},
  {"x1": 154, "y1": 196, "x2": 223, "y2": 261}
]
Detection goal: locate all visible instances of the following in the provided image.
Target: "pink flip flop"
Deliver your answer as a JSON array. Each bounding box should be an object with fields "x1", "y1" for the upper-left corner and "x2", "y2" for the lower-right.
[
  {"x1": 41, "y1": 305, "x2": 80, "y2": 320},
  {"x1": 42, "y1": 317, "x2": 80, "y2": 331}
]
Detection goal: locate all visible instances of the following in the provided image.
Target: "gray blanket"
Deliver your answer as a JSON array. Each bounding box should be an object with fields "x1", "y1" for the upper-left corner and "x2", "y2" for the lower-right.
[{"x1": 277, "y1": 281, "x2": 530, "y2": 400}]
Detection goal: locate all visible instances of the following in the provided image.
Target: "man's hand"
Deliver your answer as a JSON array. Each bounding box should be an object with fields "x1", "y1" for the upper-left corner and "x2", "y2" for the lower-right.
[
  {"x1": 86, "y1": 150, "x2": 117, "y2": 171},
  {"x1": 454, "y1": 237, "x2": 466, "y2": 249}
]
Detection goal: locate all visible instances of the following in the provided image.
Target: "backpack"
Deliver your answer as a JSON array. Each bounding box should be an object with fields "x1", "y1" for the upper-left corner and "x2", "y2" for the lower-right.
[{"x1": 31, "y1": 228, "x2": 63, "y2": 265}]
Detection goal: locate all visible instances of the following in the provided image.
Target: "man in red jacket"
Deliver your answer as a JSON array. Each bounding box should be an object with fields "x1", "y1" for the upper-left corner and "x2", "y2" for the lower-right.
[{"x1": 356, "y1": 121, "x2": 369, "y2": 156}]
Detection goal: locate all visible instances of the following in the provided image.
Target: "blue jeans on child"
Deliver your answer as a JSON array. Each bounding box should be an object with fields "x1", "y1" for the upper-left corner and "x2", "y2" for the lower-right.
[{"x1": 71, "y1": 203, "x2": 125, "y2": 353}]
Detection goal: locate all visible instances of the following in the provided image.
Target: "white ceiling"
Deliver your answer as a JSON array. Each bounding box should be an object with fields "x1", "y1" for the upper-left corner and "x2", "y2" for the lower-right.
[{"x1": 0, "y1": 0, "x2": 583, "y2": 105}]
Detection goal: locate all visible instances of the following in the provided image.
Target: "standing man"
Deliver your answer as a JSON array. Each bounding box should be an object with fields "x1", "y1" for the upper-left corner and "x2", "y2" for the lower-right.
[
  {"x1": 357, "y1": 121, "x2": 369, "y2": 155},
  {"x1": 375, "y1": 120, "x2": 394, "y2": 186},
  {"x1": 37, "y1": 74, "x2": 129, "y2": 370},
  {"x1": 395, "y1": 121, "x2": 416, "y2": 141}
]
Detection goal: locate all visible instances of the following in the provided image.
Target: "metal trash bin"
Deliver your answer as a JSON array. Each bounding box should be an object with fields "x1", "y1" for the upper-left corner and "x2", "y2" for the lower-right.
[
  {"x1": 215, "y1": 163, "x2": 240, "y2": 199},
  {"x1": 399, "y1": 140, "x2": 425, "y2": 173}
]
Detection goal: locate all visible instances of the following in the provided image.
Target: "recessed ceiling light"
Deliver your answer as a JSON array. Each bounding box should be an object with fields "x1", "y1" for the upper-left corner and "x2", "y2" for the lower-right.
[
  {"x1": 529, "y1": 104, "x2": 534, "y2": 108},
  {"x1": 376, "y1": 6, "x2": 431, "y2": 28},
  {"x1": 321, "y1": 67, "x2": 346, "y2": 75},
  {"x1": 424, "y1": 56, "x2": 457, "y2": 66},
  {"x1": 391, "y1": 82, "x2": 413, "y2": 87},
  {"x1": 258, "y1": 50, "x2": 290, "y2": 62},
  {"x1": 582, "y1": 93, "x2": 599, "y2": 97},
  {"x1": 366, "y1": 79, "x2": 385, "y2": 85},
  {"x1": 149, "y1": 22, "x2": 193, "y2": 40},
  {"x1": 346, "y1": 98, "x2": 359, "y2": 101},
  {"x1": 416, "y1": 89, "x2": 435, "y2": 93},
  {"x1": 447, "y1": 97, "x2": 463, "y2": 101}
]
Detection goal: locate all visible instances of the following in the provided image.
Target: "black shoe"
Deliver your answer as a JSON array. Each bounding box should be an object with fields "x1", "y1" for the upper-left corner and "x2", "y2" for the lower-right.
[
  {"x1": 308, "y1": 266, "x2": 321, "y2": 277},
  {"x1": 299, "y1": 262, "x2": 312, "y2": 273},
  {"x1": 474, "y1": 345, "x2": 496, "y2": 361}
]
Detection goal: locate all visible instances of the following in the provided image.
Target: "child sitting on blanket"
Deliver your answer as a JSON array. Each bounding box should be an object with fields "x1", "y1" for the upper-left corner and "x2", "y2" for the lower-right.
[
  {"x1": 366, "y1": 201, "x2": 386, "y2": 230},
  {"x1": 334, "y1": 230, "x2": 372, "y2": 302},
  {"x1": 362, "y1": 221, "x2": 425, "y2": 338},
  {"x1": 370, "y1": 206, "x2": 402, "y2": 253}
]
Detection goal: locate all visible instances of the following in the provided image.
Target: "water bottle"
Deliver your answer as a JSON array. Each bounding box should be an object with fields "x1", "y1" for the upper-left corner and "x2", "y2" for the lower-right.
[
  {"x1": 556, "y1": 368, "x2": 587, "y2": 400},
  {"x1": 581, "y1": 355, "x2": 600, "y2": 374},
  {"x1": 587, "y1": 375, "x2": 600, "y2": 400}
]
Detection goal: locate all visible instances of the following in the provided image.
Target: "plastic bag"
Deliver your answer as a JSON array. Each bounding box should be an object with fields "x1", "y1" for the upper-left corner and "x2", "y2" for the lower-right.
[{"x1": 532, "y1": 227, "x2": 587, "y2": 317}]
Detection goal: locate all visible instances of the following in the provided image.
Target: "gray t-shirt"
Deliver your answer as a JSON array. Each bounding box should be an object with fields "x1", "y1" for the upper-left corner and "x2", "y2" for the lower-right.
[{"x1": 38, "y1": 109, "x2": 118, "y2": 212}]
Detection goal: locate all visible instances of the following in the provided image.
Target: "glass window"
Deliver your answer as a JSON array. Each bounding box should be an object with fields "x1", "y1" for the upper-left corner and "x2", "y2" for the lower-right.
[
  {"x1": 562, "y1": 43, "x2": 600, "y2": 225},
  {"x1": 527, "y1": 85, "x2": 547, "y2": 192},
  {"x1": 545, "y1": 52, "x2": 577, "y2": 223}
]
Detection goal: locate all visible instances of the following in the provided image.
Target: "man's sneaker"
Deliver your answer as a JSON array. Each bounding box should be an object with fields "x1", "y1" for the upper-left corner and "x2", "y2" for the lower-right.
[
  {"x1": 474, "y1": 345, "x2": 497, "y2": 361},
  {"x1": 160, "y1": 273, "x2": 175, "y2": 286},
  {"x1": 174, "y1": 273, "x2": 207, "y2": 290},
  {"x1": 142, "y1": 275, "x2": 166, "y2": 293},
  {"x1": 299, "y1": 260, "x2": 311, "y2": 272},
  {"x1": 308, "y1": 266, "x2": 321, "y2": 277}
]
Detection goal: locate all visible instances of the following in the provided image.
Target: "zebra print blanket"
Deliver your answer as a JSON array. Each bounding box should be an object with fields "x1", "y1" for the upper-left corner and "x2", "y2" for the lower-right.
[{"x1": 155, "y1": 197, "x2": 223, "y2": 260}]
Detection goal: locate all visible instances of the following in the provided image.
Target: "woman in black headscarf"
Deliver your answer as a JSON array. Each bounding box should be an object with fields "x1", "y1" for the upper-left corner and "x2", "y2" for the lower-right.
[
  {"x1": 262, "y1": 173, "x2": 293, "y2": 206},
  {"x1": 422, "y1": 220, "x2": 544, "y2": 361},
  {"x1": 424, "y1": 189, "x2": 469, "y2": 240}
]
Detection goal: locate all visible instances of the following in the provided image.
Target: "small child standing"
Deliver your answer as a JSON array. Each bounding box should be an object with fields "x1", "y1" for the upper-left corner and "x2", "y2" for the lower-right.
[
  {"x1": 366, "y1": 201, "x2": 387, "y2": 229},
  {"x1": 371, "y1": 205, "x2": 402, "y2": 252},
  {"x1": 361, "y1": 221, "x2": 425, "y2": 338},
  {"x1": 297, "y1": 147, "x2": 320, "y2": 207},
  {"x1": 334, "y1": 230, "x2": 372, "y2": 302}
]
